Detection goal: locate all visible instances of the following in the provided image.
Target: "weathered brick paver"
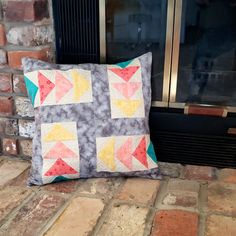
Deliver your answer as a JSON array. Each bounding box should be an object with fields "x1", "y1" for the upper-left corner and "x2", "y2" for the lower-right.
[
  {"x1": 78, "y1": 178, "x2": 122, "y2": 199},
  {"x1": 0, "y1": 156, "x2": 235, "y2": 236},
  {"x1": 183, "y1": 165, "x2": 216, "y2": 181},
  {"x1": 162, "y1": 179, "x2": 200, "y2": 207},
  {"x1": 218, "y1": 168, "x2": 236, "y2": 184},
  {"x1": 116, "y1": 178, "x2": 160, "y2": 205},
  {"x1": 44, "y1": 179, "x2": 79, "y2": 194},
  {"x1": 151, "y1": 210, "x2": 199, "y2": 236},
  {"x1": 159, "y1": 162, "x2": 182, "y2": 178},
  {"x1": 0, "y1": 187, "x2": 31, "y2": 223},
  {"x1": 45, "y1": 197, "x2": 104, "y2": 236},
  {"x1": 206, "y1": 214, "x2": 236, "y2": 236},
  {"x1": 208, "y1": 182, "x2": 236, "y2": 215},
  {"x1": 2, "y1": 193, "x2": 65, "y2": 236},
  {"x1": 97, "y1": 204, "x2": 149, "y2": 236},
  {"x1": 0, "y1": 160, "x2": 30, "y2": 186}
]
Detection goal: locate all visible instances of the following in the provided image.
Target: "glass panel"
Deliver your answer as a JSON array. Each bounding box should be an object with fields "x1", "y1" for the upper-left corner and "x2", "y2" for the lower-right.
[
  {"x1": 176, "y1": 0, "x2": 236, "y2": 106},
  {"x1": 105, "y1": 0, "x2": 168, "y2": 101}
]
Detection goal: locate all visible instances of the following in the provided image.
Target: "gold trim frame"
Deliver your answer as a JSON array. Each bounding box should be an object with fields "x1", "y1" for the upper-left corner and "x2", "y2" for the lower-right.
[
  {"x1": 99, "y1": 0, "x2": 106, "y2": 63},
  {"x1": 162, "y1": 0, "x2": 175, "y2": 104},
  {"x1": 99, "y1": 0, "x2": 175, "y2": 107},
  {"x1": 169, "y1": 0, "x2": 182, "y2": 103}
]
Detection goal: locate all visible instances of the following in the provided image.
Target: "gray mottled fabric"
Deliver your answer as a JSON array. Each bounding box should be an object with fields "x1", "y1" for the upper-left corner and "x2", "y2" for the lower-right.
[{"x1": 22, "y1": 52, "x2": 160, "y2": 185}]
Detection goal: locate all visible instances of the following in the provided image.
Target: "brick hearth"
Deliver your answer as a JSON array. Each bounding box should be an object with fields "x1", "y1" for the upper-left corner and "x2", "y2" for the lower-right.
[{"x1": 0, "y1": 158, "x2": 235, "y2": 235}]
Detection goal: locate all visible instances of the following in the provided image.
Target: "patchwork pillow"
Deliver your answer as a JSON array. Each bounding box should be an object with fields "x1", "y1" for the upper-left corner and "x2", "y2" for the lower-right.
[{"x1": 22, "y1": 52, "x2": 159, "y2": 185}]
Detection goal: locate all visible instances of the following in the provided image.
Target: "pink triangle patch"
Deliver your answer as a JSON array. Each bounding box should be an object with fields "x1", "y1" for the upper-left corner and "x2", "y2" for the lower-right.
[
  {"x1": 38, "y1": 71, "x2": 55, "y2": 104},
  {"x1": 44, "y1": 142, "x2": 78, "y2": 159},
  {"x1": 112, "y1": 82, "x2": 141, "y2": 99},
  {"x1": 132, "y1": 136, "x2": 148, "y2": 168},
  {"x1": 109, "y1": 66, "x2": 140, "y2": 82},
  {"x1": 44, "y1": 158, "x2": 78, "y2": 176},
  {"x1": 55, "y1": 71, "x2": 73, "y2": 103},
  {"x1": 116, "y1": 137, "x2": 133, "y2": 170}
]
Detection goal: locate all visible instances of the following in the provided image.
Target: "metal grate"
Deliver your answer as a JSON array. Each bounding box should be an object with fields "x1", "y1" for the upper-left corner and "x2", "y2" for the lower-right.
[
  {"x1": 152, "y1": 131, "x2": 236, "y2": 168},
  {"x1": 52, "y1": 0, "x2": 100, "y2": 64}
]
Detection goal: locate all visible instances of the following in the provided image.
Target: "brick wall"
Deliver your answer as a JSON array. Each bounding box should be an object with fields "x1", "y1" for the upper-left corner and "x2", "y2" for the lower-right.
[{"x1": 0, "y1": 0, "x2": 54, "y2": 159}]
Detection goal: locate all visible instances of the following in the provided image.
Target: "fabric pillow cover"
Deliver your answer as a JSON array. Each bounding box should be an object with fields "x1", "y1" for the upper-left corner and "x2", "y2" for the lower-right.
[{"x1": 22, "y1": 52, "x2": 159, "y2": 185}]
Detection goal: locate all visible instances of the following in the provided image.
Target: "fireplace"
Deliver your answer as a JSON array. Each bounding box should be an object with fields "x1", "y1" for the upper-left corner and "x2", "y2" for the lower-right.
[{"x1": 52, "y1": 0, "x2": 236, "y2": 168}]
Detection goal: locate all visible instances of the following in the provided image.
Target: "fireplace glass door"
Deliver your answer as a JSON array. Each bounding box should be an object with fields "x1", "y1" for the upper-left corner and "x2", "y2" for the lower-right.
[
  {"x1": 170, "y1": 0, "x2": 236, "y2": 111},
  {"x1": 52, "y1": 0, "x2": 236, "y2": 113},
  {"x1": 104, "y1": 0, "x2": 171, "y2": 103}
]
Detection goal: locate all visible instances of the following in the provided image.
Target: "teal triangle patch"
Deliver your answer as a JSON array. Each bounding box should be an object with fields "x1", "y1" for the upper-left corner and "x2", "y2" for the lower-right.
[
  {"x1": 147, "y1": 142, "x2": 158, "y2": 164},
  {"x1": 52, "y1": 176, "x2": 70, "y2": 183},
  {"x1": 24, "y1": 76, "x2": 38, "y2": 106},
  {"x1": 116, "y1": 59, "x2": 133, "y2": 68}
]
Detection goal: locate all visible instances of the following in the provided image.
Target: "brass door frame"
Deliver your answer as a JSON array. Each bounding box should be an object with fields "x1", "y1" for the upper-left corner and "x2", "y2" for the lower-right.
[
  {"x1": 169, "y1": 0, "x2": 182, "y2": 103},
  {"x1": 99, "y1": 0, "x2": 106, "y2": 63},
  {"x1": 168, "y1": 0, "x2": 236, "y2": 114},
  {"x1": 161, "y1": 0, "x2": 175, "y2": 105},
  {"x1": 99, "y1": 0, "x2": 175, "y2": 107}
]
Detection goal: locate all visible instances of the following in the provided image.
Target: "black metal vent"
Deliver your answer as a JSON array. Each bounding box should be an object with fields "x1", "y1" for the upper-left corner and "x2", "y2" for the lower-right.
[
  {"x1": 152, "y1": 131, "x2": 236, "y2": 168},
  {"x1": 52, "y1": 0, "x2": 100, "y2": 64},
  {"x1": 150, "y1": 109, "x2": 236, "y2": 169}
]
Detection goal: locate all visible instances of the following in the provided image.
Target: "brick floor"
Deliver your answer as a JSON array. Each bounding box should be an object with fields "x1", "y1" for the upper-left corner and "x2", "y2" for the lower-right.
[
  {"x1": 0, "y1": 156, "x2": 235, "y2": 236},
  {"x1": 151, "y1": 210, "x2": 199, "y2": 236}
]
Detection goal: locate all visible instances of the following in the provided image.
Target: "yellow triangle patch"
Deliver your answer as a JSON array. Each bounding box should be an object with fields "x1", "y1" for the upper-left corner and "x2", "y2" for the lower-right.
[
  {"x1": 113, "y1": 99, "x2": 141, "y2": 116},
  {"x1": 71, "y1": 70, "x2": 90, "y2": 101},
  {"x1": 98, "y1": 138, "x2": 116, "y2": 171},
  {"x1": 44, "y1": 123, "x2": 76, "y2": 142}
]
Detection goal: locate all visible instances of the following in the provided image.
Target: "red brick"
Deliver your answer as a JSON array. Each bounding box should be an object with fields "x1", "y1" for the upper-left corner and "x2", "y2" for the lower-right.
[
  {"x1": 3, "y1": 193, "x2": 65, "y2": 236},
  {"x1": 151, "y1": 210, "x2": 198, "y2": 236},
  {"x1": 8, "y1": 48, "x2": 50, "y2": 69},
  {"x1": 13, "y1": 74, "x2": 27, "y2": 95},
  {"x1": 2, "y1": 138, "x2": 18, "y2": 155},
  {"x1": 0, "y1": 24, "x2": 6, "y2": 46},
  {"x1": 0, "y1": 73, "x2": 12, "y2": 93},
  {"x1": 44, "y1": 180, "x2": 79, "y2": 194},
  {"x1": 0, "y1": 96, "x2": 13, "y2": 116},
  {"x1": 5, "y1": 0, "x2": 49, "y2": 22},
  {"x1": 218, "y1": 168, "x2": 236, "y2": 184},
  {"x1": 183, "y1": 165, "x2": 216, "y2": 181}
]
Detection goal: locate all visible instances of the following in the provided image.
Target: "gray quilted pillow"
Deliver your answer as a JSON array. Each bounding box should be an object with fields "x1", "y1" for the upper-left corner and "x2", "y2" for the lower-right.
[{"x1": 22, "y1": 52, "x2": 159, "y2": 185}]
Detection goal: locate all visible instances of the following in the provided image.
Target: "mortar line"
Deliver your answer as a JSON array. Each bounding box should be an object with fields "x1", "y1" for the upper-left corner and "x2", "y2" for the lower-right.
[
  {"x1": 143, "y1": 179, "x2": 167, "y2": 236},
  {"x1": 197, "y1": 182, "x2": 208, "y2": 236},
  {"x1": 89, "y1": 177, "x2": 127, "y2": 236}
]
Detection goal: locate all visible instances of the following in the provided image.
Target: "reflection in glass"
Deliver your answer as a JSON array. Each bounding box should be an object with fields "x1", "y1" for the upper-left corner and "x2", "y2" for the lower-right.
[
  {"x1": 106, "y1": 0, "x2": 168, "y2": 101},
  {"x1": 177, "y1": 0, "x2": 236, "y2": 106}
]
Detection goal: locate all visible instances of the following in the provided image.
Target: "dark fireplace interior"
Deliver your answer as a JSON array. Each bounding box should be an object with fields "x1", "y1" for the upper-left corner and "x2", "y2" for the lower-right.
[{"x1": 52, "y1": 0, "x2": 236, "y2": 168}]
